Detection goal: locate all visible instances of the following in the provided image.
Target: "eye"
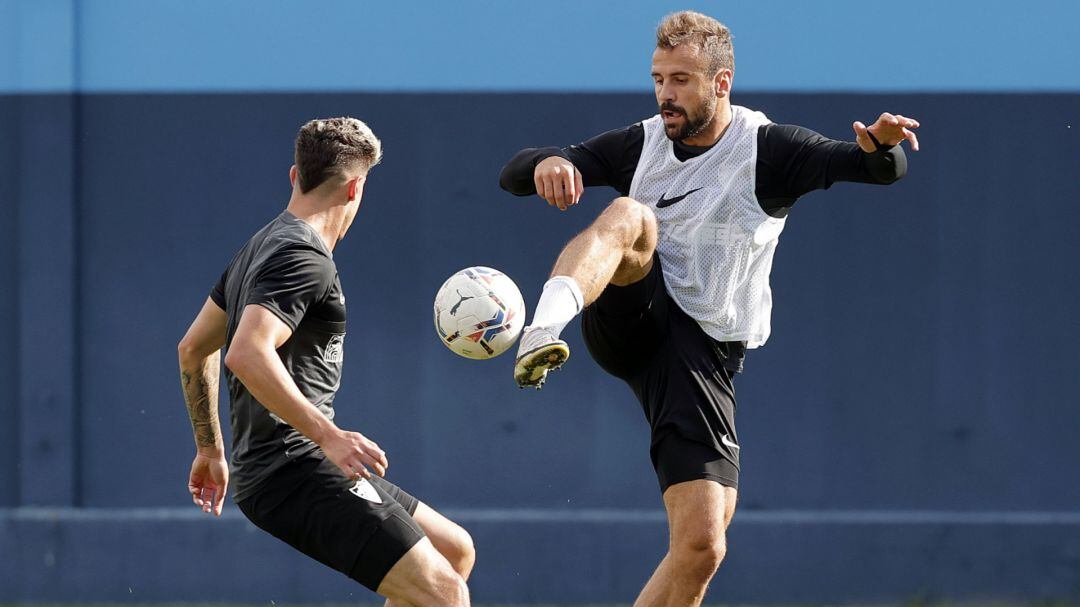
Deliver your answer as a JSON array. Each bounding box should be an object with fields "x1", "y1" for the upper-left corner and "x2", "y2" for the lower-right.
[{"x1": 674, "y1": 77, "x2": 688, "y2": 85}]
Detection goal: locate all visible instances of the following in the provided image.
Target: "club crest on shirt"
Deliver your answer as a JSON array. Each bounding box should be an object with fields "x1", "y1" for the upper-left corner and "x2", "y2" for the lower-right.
[{"x1": 324, "y1": 334, "x2": 345, "y2": 364}]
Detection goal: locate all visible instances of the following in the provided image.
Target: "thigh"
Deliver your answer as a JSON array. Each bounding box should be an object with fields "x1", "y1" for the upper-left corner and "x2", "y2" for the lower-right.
[
  {"x1": 370, "y1": 474, "x2": 419, "y2": 516},
  {"x1": 237, "y1": 457, "x2": 425, "y2": 592},
  {"x1": 581, "y1": 254, "x2": 670, "y2": 379},
  {"x1": 411, "y1": 501, "x2": 471, "y2": 557},
  {"x1": 369, "y1": 479, "x2": 470, "y2": 570},
  {"x1": 663, "y1": 479, "x2": 739, "y2": 546},
  {"x1": 651, "y1": 433, "x2": 739, "y2": 492},
  {"x1": 639, "y1": 308, "x2": 743, "y2": 476},
  {"x1": 376, "y1": 537, "x2": 463, "y2": 605}
]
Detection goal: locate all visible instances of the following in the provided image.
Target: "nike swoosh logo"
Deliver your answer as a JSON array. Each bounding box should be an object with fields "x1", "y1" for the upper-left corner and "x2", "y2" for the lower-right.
[
  {"x1": 721, "y1": 434, "x2": 740, "y2": 451},
  {"x1": 656, "y1": 187, "x2": 703, "y2": 208}
]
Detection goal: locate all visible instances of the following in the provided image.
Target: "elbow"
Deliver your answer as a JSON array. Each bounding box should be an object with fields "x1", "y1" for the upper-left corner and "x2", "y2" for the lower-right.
[
  {"x1": 223, "y1": 346, "x2": 255, "y2": 380},
  {"x1": 178, "y1": 337, "x2": 203, "y2": 368},
  {"x1": 178, "y1": 334, "x2": 222, "y2": 368}
]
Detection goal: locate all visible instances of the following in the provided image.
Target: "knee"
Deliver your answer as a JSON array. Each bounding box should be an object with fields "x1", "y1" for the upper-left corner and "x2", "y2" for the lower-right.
[
  {"x1": 596, "y1": 197, "x2": 657, "y2": 251},
  {"x1": 443, "y1": 526, "x2": 476, "y2": 579},
  {"x1": 420, "y1": 568, "x2": 470, "y2": 607},
  {"x1": 440, "y1": 573, "x2": 470, "y2": 607},
  {"x1": 672, "y1": 532, "x2": 728, "y2": 582}
]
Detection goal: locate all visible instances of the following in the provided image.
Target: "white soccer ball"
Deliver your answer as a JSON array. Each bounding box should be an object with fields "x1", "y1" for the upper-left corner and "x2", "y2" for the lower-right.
[{"x1": 434, "y1": 267, "x2": 526, "y2": 359}]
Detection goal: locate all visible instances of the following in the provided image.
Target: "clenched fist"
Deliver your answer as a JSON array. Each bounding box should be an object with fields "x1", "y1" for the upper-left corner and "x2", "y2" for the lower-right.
[{"x1": 534, "y1": 156, "x2": 585, "y2": 211}]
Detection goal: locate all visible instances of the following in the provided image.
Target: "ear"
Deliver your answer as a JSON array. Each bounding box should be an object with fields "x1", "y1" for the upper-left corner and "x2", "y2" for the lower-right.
[
  {"x1": 715, "y1": 69, "x2": 733, "y2": 98},
  {"x1": 347, "y1": 175, "x2": 366, "y2": 202},
  {"x1": 289, "y1": 165, "x2": 298, "y2": 187}
]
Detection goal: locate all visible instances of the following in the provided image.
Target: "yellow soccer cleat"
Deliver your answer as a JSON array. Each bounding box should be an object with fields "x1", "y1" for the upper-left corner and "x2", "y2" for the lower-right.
[{"x1": 513, "y1": 326, "x2": 570, "y2": 389}]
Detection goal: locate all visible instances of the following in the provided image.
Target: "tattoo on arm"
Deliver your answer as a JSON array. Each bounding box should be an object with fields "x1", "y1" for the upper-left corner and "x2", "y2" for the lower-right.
[{"x1": 181, "y1": 351, "x2": 223, "y2": 450}]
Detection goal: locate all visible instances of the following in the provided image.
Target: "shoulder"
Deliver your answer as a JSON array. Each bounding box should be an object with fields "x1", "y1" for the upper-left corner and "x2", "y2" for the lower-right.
[
  {"x1": 265, "y1": 217, "x2": 333, "y2": 262},
  {"x1": 256, "y1": 236, "x2": 335, "y2": 286},
  {"x1": 638, "y1": 114, "x2": 662, "y2": 134},
  {"x1": 581, "y1": 121, "x2": 648, "y2": 148},
  {"x1": 760, "y1": 123, "x2": 826, "y2": 144},
  {"x1": 733, "y1": 105, "x2": 772, "y2": 129}
]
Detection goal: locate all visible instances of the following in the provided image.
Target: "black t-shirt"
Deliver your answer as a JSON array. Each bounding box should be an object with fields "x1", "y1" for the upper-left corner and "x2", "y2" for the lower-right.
[
  {"x1": 498, "y1": 120, "x2": 906, "y2": 216},
  {"x1": 210, "y1": 211, "x2": 346, "y2": 502}
]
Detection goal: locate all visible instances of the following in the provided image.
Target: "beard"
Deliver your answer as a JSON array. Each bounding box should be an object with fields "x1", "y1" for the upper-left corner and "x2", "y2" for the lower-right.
[{"x1": 661, "y1": 94, "x2": 718, "y2": 142}]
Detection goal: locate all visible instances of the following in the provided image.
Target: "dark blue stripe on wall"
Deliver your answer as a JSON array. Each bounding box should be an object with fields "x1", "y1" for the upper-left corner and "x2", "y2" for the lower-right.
[
  {"x1": 0, "y1": 96, "x2": 19, "y2": 507},
  {"x1": 3, "y1": 0, "x2": 1080, "y2": 92},
  {"x1": 0, "y1": 91, "x2": 1065, "y2": 512},
  {"x1": 13, "y1": 94, "x2": 78, "y2": 507}
]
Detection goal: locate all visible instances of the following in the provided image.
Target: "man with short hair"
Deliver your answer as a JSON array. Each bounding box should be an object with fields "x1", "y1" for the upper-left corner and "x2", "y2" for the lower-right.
[
  {"x1": 500, "y1": 11, "x2": 919, "y2": 606},
  {"x1": 178, "y1": 117, "x2": 473, "y2": 607}
]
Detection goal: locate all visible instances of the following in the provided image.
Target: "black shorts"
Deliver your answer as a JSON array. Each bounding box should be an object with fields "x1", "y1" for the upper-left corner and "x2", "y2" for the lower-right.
[
  {"x1": 581, "y1": 255, "x2": 744, "y2": 491},
  {"x1": 236, "y1": 454, "x2": 424, "y2": 591}
]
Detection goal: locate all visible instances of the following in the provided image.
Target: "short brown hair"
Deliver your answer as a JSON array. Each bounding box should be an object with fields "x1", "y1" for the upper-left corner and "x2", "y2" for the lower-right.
[
  {"x1": 294, "y1": 117, "x2": 383, "y2": 194},
  {"x1": 656, "y1": 11, "x2": 734, "y2": 75}
]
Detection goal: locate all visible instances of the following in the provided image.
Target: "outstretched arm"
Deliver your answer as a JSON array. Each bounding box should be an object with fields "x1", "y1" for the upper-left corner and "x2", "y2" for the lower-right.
[
  {"x1": 177, "y1": 297, "x2": 228, "y2": 515},
  {"x1": 756, "y1": 112, "x2": 920, "y2": 213}
]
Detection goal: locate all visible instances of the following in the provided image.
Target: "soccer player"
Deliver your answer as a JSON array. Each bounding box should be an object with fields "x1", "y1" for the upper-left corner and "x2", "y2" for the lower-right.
[
  {"x1": 499, "y1": 11, "x2": 919, "y2": 606},
  {"x1": 178, "y1": 118, "x2": 474, "y2": 606}
]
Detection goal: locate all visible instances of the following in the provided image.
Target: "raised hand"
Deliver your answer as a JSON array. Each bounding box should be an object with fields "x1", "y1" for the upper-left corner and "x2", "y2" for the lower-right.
[
  {"x1": 534, "y1": 156, "x2": 585, "y2": 211},
  {"x1": 188, "y1": 451, "x2": 229, "y2": 516},
  {"x1": 854, "y1": 112, "x2": 920, "y2": 152}
]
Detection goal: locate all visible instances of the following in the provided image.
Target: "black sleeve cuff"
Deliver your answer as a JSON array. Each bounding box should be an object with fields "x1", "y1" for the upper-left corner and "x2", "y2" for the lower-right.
[
  {"x1": 531, "y1": 146, "x2": 570, "y2": 166},
  {"x1": 498, "y1": 146, "x2": 569, "y2": 196},
  {"x1": 864, "y1": 143, "x2": 907, "y2": 184}
]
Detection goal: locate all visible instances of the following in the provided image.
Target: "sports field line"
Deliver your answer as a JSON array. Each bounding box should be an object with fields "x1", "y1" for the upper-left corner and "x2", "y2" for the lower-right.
[{"x1": 3, "y1": 507, "x2": 1080, "y2": 525}]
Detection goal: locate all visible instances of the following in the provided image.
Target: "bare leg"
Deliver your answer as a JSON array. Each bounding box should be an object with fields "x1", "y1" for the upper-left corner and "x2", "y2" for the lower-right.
[
  {"x1": 551, "y1": 196, "x2": 658, "y2": 305},
  {"x1": 377, "y1": 537, "x2": 470, "y2": 607},
  {"x1": 633, "y1": 480, "x2": 737, "y2": 607},
  {"x1": 515, "y1": 197, "x2": 659, "y2": 388},
  {"x1": 385, "y1": 502, "x2": 475, "y2": 607}
]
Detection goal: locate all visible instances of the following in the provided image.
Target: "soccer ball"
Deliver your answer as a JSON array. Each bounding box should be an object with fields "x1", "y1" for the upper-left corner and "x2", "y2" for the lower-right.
[{"x1": 434, "y1": 267, "x2": 526, "y2": 359}]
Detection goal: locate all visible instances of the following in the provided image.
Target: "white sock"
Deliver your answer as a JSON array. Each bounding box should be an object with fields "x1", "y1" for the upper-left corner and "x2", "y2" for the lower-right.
[{"x1": 529, "y1": 276, "x2": 584, "y2": 338}]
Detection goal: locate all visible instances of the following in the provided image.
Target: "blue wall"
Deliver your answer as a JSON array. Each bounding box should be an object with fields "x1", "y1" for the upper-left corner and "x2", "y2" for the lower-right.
[
  {"x1": 2, "y1": 91, "x2": 1080, "y2": 603},
  {"x1": 55, "y1": 91, "x2": 1080, "y2": 513},
  {"x1": 0, "y1": 96, "x2": 18, "y2": 508}
]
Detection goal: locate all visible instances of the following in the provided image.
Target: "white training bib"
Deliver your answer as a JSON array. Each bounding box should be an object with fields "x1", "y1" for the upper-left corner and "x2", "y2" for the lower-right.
[{"x1": 630, "y1": 105, "x2": 784, "y2": 348}]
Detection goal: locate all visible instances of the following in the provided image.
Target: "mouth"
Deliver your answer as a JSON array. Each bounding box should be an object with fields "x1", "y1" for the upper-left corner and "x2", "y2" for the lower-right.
[{"x1": 661, "y1": 108, "x2": 685, "y2": 125}]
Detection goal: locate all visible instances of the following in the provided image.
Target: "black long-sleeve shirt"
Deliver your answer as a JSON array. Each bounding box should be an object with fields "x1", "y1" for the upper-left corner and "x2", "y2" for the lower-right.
[{"x1": 499, "y1": 121, "x2": 906, "y2": 217}]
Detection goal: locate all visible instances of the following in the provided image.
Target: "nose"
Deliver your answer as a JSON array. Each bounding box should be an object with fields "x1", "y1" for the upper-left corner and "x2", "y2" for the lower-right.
[{"x1": 658, "y1": 82, "x2": 675, "y2": 104}]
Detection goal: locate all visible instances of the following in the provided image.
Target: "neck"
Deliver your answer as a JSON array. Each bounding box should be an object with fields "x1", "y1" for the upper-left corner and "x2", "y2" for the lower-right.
[
  {"x1": 681, "y1": 101, "x2": 732, "y2": 147},
  {"x1": 285, "y1": 194, "x2": 348, "y2": 252}
]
